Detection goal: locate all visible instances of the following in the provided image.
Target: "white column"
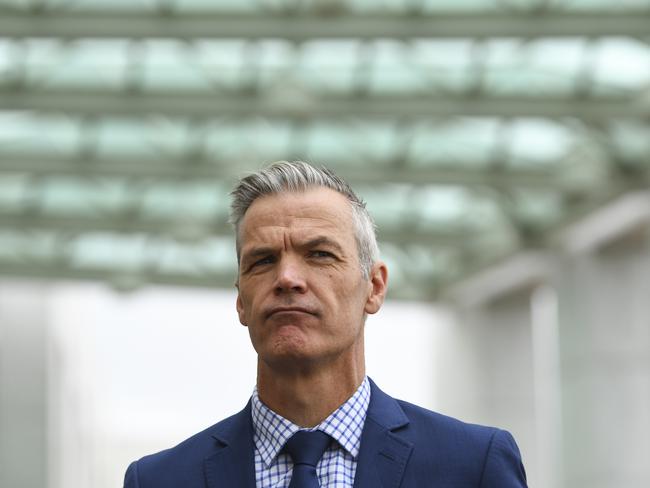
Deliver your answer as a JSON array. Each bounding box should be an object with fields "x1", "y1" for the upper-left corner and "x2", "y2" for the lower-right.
[
  {"x1": 437, "y1": 292, "x2": 538, "y2": 484},
  {"x1": 531, "y1": 285, "x2": 563, "y2": 488},
  {"x1": 0, "y1": 280, "x2": 49, "y2": 488},
  {"x1": 556, "y1": 239, "x2": 650, "y2": 488}
]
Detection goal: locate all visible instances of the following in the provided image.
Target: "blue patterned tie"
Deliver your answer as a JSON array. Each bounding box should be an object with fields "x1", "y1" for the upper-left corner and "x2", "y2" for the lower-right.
[{"x1": 284, "y1": 430, "x2": 331, "y2": 488}]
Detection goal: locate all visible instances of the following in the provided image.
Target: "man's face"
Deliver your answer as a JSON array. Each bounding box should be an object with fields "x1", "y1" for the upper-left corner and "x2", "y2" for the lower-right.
[{"x1": 235, "y1": 187, "x2": 386, "y2": 371}]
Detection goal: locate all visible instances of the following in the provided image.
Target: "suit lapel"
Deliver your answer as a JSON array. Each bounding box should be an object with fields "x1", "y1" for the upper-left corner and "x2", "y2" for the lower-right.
[
  {"x1": 203, "y1": 401, "x2": 256, "y2": 488},
  {"x1": 201, "y1": 381, "x2": 413, "y2": 488},
  {"x1": 353, "y1": 379, "x2": 413, "y2": 488}
]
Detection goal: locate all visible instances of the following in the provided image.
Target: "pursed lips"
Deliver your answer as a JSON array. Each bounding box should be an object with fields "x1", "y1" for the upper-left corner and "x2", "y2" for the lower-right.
[{"x1": 265, "y1": 307, "x2": 317, "y2": 319}]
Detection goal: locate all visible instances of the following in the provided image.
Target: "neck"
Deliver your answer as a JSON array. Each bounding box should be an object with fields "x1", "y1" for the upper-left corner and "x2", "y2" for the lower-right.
[{"x1": 256, "y1": 355, "x2": 365, "y2": 427}]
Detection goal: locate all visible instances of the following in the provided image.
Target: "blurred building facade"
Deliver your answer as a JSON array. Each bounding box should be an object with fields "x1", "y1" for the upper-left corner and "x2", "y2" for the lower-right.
[
  {"x1": 1, "y1": 200, "x2": 649, "y2": 487},
  {"x1": 1, "y1": 1, "x2": 650, "y2": 487}
]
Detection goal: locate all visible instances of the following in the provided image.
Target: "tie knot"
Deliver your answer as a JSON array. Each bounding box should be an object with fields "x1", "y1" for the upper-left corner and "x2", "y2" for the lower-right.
[{"x1": 283, "y1": 430, "x2": 331, "y2": 467}]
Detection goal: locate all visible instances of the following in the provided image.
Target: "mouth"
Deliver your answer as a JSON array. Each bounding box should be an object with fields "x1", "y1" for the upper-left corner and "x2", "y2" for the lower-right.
[{"x1": 266, "y1": 307, "x2": 317, "y2": 319}]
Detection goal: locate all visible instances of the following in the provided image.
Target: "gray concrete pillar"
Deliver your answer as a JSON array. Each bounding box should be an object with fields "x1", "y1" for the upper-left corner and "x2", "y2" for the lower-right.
[
  {"x1": 437, "y1": 290, "x2": 538, "y2": 485},
  {"x1": 557, "y1": 238, "x2": 650, "y2": 488},
  {"x1": 0, "y1": 281, "x2": 49, "y2": 488}
]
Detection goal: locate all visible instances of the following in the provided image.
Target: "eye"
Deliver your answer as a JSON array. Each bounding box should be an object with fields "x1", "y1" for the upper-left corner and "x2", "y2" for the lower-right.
[
  {"x1": 254, "y1": 256, "x2": 274, "y2": 266},
  {"x1": 248, "y1": 255, "x2": 275, "y2": 270},
  {"x1": 309, "y1": 250, "x2": 335, "y2": 259}
]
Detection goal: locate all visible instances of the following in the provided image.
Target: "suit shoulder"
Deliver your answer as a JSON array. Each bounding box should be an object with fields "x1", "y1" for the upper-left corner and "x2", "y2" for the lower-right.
[
  {"x1": 131, "y1": 408, "x2": 250, "y2": 485},
  {"x1": 395, "y1": 398, "x2": 501, "y2": 442},
  {"x1": 388, "y1": 399, "x2": 527, "y2": 485},
  {"x1": 136, "y1": 419, "x2": 221, "y2": 471}
]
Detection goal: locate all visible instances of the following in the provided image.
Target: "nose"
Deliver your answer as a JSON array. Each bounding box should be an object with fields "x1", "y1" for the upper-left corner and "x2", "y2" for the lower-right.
[{"x1": 273, "y1": 256, "x2": 307, "y2": 294}]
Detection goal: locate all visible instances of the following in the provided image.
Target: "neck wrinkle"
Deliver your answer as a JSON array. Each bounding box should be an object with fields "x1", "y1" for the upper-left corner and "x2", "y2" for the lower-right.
[{"x1": 256, "y1": 354, "x2": 366, "y2": 428}]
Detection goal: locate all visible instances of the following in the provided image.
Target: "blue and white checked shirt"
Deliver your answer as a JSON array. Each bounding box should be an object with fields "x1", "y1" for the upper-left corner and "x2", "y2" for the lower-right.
[{"x1": 251, "y1": 376, "x2": 371, "y2": 488}]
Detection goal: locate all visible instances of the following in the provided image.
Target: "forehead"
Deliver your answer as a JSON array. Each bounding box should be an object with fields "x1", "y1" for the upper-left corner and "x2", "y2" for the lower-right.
[{"x1": 238, "y1": 187, "x2": 355, "y2": 246}]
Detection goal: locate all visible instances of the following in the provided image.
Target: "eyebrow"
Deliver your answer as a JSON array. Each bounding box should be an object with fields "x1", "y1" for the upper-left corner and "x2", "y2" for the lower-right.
[
  {"x1": 241, "y1": 236, "x2": 345, "y2": 261},
  {"x1": 241, "y1": 246, "x2": 276, "y2": 261},
  {"x1": 302, "y1": 236, "x2": 345, "y2": 255}
]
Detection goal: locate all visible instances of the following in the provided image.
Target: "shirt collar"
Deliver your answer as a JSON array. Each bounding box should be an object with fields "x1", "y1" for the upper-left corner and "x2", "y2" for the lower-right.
[{"x1": 251, "y1": 376, "x2": 371, "y2": 468}]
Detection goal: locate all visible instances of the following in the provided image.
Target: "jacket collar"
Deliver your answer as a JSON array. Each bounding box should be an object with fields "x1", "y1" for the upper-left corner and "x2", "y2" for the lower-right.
[
  {"x1": 202, "y1": 378, "x2": 413, "y2": 488},
  {"x1": 353, "y1": 378, "x2": 413, "y2": 488},
  {"x1": 203, "y1": 400, "x2": 256, "y2": 488}
]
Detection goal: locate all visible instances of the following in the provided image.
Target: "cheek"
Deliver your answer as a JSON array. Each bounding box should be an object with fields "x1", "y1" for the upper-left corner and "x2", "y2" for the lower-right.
[
  {"x1": 331, "y1": 285, "x2": 364, "y2": 317},
  {"x1": 236, "y1": 296, "x2": 248, "y2": 325},
  {"x1": 237, "y1": 284, "x2": 255, "y2": 317},
  {"x1": 240, "y1": 284, "x2": 268, "y2": 324}
]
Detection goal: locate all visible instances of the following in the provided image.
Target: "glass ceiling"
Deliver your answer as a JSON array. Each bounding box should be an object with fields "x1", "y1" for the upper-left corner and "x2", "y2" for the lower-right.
[{"x1": 0, "y1": 0, "x2": 649, "y2": 300}]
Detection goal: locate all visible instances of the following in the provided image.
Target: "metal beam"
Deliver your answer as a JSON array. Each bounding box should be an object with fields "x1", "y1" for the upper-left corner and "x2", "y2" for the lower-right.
[
  {"x1": 0, "y1": 211, "x2": 467, "y2": 247},
  {"x1": 440, "y1": 184, "x2": 636, "y2": 302},
  {"x1": 0, "y1": 11, "x2": 649, "y2": 39},
  {"x1": 556, "y1": 190, "x2": 650, "y2": 253},
  {"x1": 0, "y1": 259, "x2": 238, "y2": 290},
  {"x1": 443, "y1": 250, "x2": 553, "y2": 306},
  {"x1": 0, "y1": 211, "x2": 232, "y2": 239},
  {"x1": 0, "y1": 258, "x2": 433, "y2": 299},
  {"x1": 0, "y1": 153, "x2": 563, "y2": 189},
  {"x1": 0, "y1": 226, "x2": 445, "y2": 299},
  {"x1": 1, "y1": 89, "x2": 645, "y2": 119}
]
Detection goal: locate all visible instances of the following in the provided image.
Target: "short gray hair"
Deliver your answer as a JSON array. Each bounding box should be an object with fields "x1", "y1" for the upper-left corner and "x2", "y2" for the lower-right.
[{"x1": 229, "y1": 161, "x2": 379, "y2": 278}]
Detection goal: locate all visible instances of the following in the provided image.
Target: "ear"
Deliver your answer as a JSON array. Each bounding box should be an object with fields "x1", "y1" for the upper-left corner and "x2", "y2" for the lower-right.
[
  {"x1": 235, "y1": 289, "x2": 248, "y2": 327},
  {"x1": 364, "y1": 261, "x2": 388, "y2": 315}
]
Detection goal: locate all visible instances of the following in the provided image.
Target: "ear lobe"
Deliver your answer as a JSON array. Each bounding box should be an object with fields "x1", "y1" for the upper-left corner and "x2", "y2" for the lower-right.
[
  {"x1": 364, "y1": 261, "x2": 388, "y2": 315},
  {"x1": 236, "y1": 294, "x2": 248, "y2": 326}
]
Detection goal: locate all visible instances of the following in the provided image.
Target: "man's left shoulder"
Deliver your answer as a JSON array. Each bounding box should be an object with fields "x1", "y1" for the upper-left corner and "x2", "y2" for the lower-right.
[
  {"x1": 394, "y1": 399, "x2": 527, "y2": 486},
  {"x1": 395, "y1": 398, "x2": 510, "y2": 445}
]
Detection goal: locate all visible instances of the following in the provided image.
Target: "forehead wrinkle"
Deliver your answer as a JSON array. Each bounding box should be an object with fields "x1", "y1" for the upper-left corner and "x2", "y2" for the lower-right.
[
  {"x1": 237, "y1": 188, "x2": 357, "y2": 258},
  {"x1": 283, "y1": 228, "x2": 291, "y2": 252},
  {"x1": 297, "y1": 235, "x2": 347, "y2": 255},
  {"x1": 240, "y1": 225, "x2": 284, "y2": 256},
  {"x1": 241, "y1": 226, "x2": 351, "y2": 262},
  {"x1": 245, "y1": 216, "x2": 343, "y2": 242},
  {"x1": 249, "y1": 193, "x2": 352, "y2": 227}
]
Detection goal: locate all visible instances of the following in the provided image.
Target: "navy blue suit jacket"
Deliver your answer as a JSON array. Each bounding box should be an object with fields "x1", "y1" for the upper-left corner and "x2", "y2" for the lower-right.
[{"x1": 124, "y1": 379, "x2": 527, "y2": 487}]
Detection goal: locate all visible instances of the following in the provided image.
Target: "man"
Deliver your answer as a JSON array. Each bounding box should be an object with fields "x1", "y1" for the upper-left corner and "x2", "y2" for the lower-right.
[{"x1": 124, "y1": 161, "x2": 527, "y2": 487}]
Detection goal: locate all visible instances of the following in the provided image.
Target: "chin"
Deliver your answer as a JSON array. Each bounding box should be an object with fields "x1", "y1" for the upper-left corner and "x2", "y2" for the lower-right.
[
  {"x1": 270, "y1": 336, "x2": 309, "y2": 357},
  {"x1": 263, "y1": 338, "x2": 324, "y2": 368}
]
